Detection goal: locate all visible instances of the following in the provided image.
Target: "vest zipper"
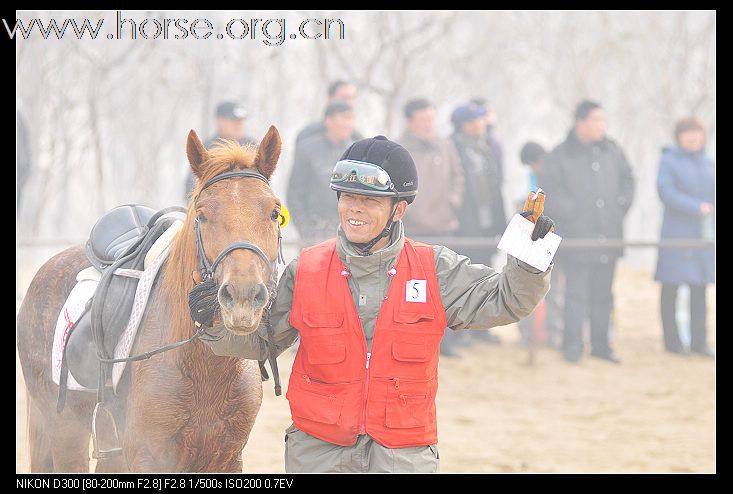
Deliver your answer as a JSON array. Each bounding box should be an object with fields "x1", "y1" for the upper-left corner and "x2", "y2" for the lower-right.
[
  {"x1": 302, "y1": 374, "x2": 347, "y2": 401},
  {"x1": 359, "y1": 352, "x2": 371, "y2": 435},
  {"x1": 302, "y1": 374, "x2": 351, "y2": 385}
]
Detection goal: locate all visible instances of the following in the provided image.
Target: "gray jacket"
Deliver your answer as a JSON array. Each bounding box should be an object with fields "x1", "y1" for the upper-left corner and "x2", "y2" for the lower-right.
[{"x1": 202, "y1": 221, "x2": 552, "y2": 359}]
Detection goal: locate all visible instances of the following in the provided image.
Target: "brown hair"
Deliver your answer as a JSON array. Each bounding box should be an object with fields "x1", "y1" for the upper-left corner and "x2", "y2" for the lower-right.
[{"x1": 674, "y1": 117, "x2": 706, "y2": 146}]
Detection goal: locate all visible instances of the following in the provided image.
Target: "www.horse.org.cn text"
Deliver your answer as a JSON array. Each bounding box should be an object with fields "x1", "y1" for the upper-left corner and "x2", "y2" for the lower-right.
[{"x1": 6, "y1": 11, "x2": 347, "y2": 46}]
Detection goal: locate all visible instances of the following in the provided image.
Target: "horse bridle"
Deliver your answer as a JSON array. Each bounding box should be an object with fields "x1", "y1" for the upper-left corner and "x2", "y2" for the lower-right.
[
  {"x1": 98, "y1": 169, "x2": 284, "y2": 397},
  {"x1": 193, "y1": 170, "x2": 284, "y2": 282}
]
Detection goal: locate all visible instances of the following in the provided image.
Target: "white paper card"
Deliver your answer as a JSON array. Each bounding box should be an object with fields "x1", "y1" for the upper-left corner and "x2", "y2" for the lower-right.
[
  {"x1": 406, "y1": 279, "x2": 427, "y2": 303},
  {"x1": 497, "y1": 214, "x2": 562, "y2": 272}
]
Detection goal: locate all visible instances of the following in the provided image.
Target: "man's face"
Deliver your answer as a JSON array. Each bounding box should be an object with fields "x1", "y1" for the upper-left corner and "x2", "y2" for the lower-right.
[
  {"x1": 216, "y1": 118, "x2": 246, "y2": 141},
  {"x1": 338, "y1": 193, "x2": 404, "y2": 245},
  {"x1": 575, "y1": 108, "x2": 606, "y2": 143},
  {"x1": 461, "y1": 117, "x2": 487, "y2": 138},
  {"x1": 407, "y1": 107, "x2": 436, "y2": 141},
  {"x1": 325, "y1": 110, "x2": 355, "y2": 143},
  {"x1": 678, "y1": 129, "x2": 705, "y2": 153},
  {"x1": 330, "y1": 84, "x2": 357, "y2": 105}
]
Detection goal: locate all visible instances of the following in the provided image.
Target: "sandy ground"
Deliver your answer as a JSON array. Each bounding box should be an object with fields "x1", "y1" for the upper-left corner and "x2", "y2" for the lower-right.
[{"x1": 16, "y1": 263, "x2": 715, "y2": 473}]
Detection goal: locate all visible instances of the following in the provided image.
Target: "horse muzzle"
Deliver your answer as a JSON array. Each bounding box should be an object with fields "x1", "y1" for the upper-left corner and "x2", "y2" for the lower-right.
[{"x1": 218, "y1": 282, "x2": 269, "y2": 334}]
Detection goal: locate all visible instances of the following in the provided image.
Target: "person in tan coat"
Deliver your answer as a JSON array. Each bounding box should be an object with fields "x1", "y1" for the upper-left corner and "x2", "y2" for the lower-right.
[{"x1": 398, "y1": 98, "x2": 464, "y2": 236}]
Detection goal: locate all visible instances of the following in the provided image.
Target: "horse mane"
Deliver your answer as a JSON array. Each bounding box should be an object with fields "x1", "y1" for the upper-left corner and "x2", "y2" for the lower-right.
[{"x1": 162, "y1": 140, "x2": 260, "y2": 343}]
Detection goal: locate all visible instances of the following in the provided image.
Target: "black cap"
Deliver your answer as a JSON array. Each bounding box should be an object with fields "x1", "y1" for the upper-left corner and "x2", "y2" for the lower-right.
[
  {"x1": 334, "y1": 135, "x2": 418, "y2": 204},
  {"x1": 215, "y1": 101, "x2": 248, "y2": 120},
  {"x1": 520, "y1": 142, "x2": 546, "y2": 165}
]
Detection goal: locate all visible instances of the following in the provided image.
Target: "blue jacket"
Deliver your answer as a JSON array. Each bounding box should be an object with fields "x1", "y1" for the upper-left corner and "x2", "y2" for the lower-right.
[{"x1": 654, "y1": 146, "x2": 715, "y2": 285}]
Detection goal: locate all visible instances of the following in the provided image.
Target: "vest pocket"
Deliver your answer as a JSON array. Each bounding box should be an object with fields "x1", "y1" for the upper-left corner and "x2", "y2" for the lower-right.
[
  {"x1": 393, "y1": 310, "x2": 434, "y2": 324},
  {"x1": 302, "y1": 310, "x2": 345, "y2": 335},
  {"x1": 301, "y1": 310, "x2": 348, "y2": 365},
  {"x1": 306, "y1": 336, "x2": 347, "y2": 364},
  {"x1": 393, "y1": 308, "x2": 444, "y2": 335},
  {"x1": 392, "y1": 340, "x2": 429, "y2": 362},
  {"x1": 385, "y1": 379, "x2": 431, "y2": 429},
  {"x1": 289, "y1": 384, "x2": 345, "y2": 425}
]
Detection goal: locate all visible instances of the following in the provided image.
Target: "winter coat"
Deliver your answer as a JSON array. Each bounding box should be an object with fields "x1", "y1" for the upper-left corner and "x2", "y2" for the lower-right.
[
  {"x1": 398, "y1": 131, "x2": 464, "y2": 235},
  {"x1": 654, "y1": 146, "x2": 715, "y2": 285},
  {"x1": 451, "y1": 131, "x2": 507, "y2": 237},
  {"x1": 538, "y1": 130, "x2": 635, "y2": 264}
]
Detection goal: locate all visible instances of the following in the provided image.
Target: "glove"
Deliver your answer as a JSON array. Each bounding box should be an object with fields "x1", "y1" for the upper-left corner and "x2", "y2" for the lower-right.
[{"x1": 520, "y1": 189, "x2": 556, "y2": 241}]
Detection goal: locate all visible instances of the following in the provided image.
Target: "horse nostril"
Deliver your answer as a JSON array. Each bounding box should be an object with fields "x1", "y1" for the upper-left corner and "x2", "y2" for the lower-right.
[
  {"x1": 218, "y1": 283, "x2": 234, "y2": 309},
  {"x1": 252, "y1": 283, "x2": 268, "y2": 310}
]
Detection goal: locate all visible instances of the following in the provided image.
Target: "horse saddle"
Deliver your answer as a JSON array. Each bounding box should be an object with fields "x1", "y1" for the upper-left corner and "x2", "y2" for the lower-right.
[{"x1": 63, "y1": 204, "x2": 185, "y2": 391}]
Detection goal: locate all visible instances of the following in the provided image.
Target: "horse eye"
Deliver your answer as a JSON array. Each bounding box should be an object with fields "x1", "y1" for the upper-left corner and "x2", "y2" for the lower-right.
[
  {"x1": 197, "y1": 213, "x2": 208, "y2": 223},
  {"x1": 270, "y1": 209, "x2": 279, "y2": 222}
]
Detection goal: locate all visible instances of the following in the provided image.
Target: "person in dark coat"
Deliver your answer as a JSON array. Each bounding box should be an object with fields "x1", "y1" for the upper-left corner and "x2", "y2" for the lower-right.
[
  {"x1": 655, "y1": 117, "x2": 715, "y2": 357},
  {"x1": 471, "y1": 98, "x2": 505, "y2": 190},
  {"x1": 295, "y1": 80, "x2": 363, "y2": 146},
  {"x1": 451, "y1": 102, "x2": 507, "y2": 345},
  {"x1": 451, "y1": 103, "x2": 507, "y2": 251},
  {"x1": 539, "y1": 100, "x2": 635, "y2": 363},
  {"x1": 287, "y1": 101, "x2": 356, "y2": 243},
  {"x1": 183, "y1": 101, "x2": 257, "y2": 201}
]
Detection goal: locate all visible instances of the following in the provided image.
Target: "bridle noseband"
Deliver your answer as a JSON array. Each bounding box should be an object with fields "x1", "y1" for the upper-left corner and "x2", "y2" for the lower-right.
[{"x1": 193, "y1": 170, "x2": 284, "y2": 283}]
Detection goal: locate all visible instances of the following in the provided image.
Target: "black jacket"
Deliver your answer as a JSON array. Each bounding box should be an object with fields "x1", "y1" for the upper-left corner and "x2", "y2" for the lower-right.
[
  {"x1": 538, "y1": 130, "x2": 635, "y2": 263},
  {"x1": 451, "y1": 131, "x2": 507, "y2": 237},
  {"x1": 286, "y1": 132, "x2": 355, "y2": 241}
]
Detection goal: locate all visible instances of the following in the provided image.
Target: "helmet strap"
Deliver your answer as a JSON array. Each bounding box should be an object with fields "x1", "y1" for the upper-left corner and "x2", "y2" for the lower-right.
[{"x1": 351, "y1": 198, "x2": 400, "y2": 256}]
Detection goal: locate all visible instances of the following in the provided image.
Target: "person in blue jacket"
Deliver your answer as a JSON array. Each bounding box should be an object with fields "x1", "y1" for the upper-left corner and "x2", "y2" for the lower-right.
[{"x1": 655, "y1": 117, "x2": 715, "y2": 357}]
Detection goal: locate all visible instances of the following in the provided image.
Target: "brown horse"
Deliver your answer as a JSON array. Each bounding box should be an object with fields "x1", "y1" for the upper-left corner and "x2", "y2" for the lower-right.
[{"x1": 16, "y1": 126, "x2": 283, "y2": 472}]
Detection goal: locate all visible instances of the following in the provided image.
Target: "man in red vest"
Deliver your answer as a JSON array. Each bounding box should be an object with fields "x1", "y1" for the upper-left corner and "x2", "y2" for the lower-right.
[{"x1": 202, "y1": 136, "x2": 554, "y2": 472}]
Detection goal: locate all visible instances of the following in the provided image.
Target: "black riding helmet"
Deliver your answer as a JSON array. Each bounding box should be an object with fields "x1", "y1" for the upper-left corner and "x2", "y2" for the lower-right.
[{"x1": 330, "y1": 136, "x2": 418, "y2": 255}]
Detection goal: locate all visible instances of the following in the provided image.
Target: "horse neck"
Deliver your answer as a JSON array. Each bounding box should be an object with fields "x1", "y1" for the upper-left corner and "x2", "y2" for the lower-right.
[{"x1": 160, "y1": 213, "x2": 203, "y2": 344}]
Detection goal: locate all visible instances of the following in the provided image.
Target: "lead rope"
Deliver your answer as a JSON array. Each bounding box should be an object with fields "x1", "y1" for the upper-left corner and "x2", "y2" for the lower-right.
[{"x1": 258, "y1": 246, "x2": 282, "y2": 395}]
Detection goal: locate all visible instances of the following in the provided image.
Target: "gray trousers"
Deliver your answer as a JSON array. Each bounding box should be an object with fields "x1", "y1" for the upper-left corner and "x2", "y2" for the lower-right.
[{"x1": 284, "y1": 424, "x2": 440, "y2": 473}]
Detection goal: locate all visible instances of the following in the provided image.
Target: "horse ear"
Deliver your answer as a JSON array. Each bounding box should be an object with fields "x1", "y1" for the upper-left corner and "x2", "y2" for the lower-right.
[
  {"x1": 255, "y1": 125, "x2": 282, "y2": 179},
  {"x1": 186, "y1": 129, "x2": 210, "y2": 179}
]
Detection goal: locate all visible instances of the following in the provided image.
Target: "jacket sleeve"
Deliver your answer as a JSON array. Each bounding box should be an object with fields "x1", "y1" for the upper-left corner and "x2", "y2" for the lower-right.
[
  {"x1": 199, "y1": 259, "x2": 300, "y2": 359},
  {"x1": 435, "y1": 246, "x2": 552, "y2": 330},
  {"x1": 616, "y1": 146, "x2": 635, "y2": 216},
  {"x1": 657, "y1": 154, "x2": 703, "y2": 217}
]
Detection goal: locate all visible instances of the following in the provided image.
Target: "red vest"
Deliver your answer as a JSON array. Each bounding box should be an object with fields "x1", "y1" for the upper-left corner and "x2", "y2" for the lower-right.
[{"x1": 288, "y1": 238, "x2": 447, "y2": 448}]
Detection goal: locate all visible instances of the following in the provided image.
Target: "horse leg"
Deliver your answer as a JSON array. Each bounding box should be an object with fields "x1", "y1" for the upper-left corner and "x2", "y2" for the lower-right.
[
  {"x1": 28, "y1": 398, "x2": 53, "y2": 472},
  {"x1": 126, "y1": 446, "x2": 161, "y2": 472},
  {"x1": 47, "y1": 421, "x2": 91, "y2": 473}
]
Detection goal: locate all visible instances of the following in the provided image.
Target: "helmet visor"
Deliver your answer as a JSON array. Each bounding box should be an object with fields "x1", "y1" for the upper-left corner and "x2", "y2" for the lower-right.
[{"x1": 330, "y1": 160, "x2": 394, "y2": 193}]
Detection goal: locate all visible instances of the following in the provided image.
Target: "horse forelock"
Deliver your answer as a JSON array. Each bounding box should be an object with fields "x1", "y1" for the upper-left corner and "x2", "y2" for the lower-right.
[{"x1": 163, "y1": 140, "x2": 268, "y2": 343}]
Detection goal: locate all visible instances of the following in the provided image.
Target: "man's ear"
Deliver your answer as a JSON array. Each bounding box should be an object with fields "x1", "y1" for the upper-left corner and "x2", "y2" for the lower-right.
[{"x1": 392, "y1": 200, "x2": 409, "y2": 222}]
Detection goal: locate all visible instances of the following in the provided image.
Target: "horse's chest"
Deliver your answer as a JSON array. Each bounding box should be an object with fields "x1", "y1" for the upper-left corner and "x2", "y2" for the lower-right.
[{"x1": 128, "y1": 362, "x2": 260, "y2": 470}]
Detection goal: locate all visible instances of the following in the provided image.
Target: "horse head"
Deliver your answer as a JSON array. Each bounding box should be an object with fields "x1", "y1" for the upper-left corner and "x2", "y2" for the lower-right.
[{"x1": 177, "y1": 126, "x2": 282, "y2": 336}]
